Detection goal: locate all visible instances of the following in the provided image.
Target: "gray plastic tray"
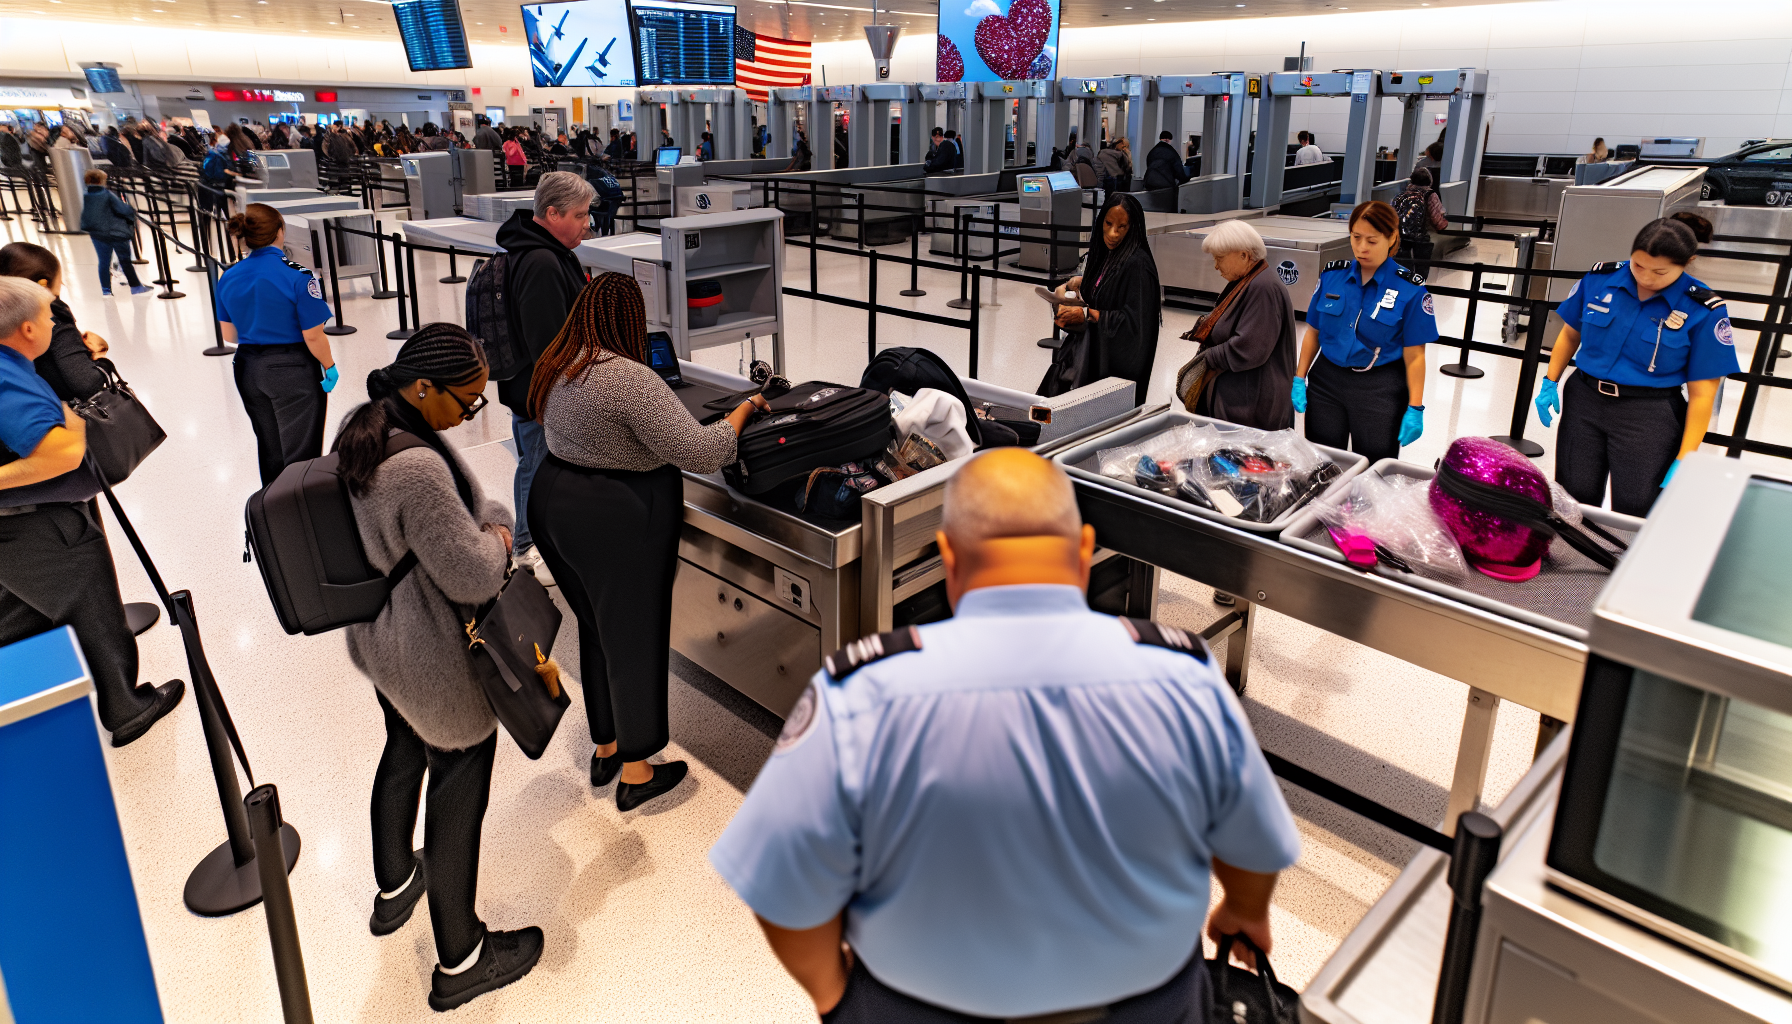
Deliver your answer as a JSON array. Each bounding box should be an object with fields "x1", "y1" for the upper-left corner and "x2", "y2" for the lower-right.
[
  {"x1": 1279, "y1": 457, "x2": 1642, "y2": 638},
  {"x1": 1052, "y1": 411, "x2": 1370, "y2": 534}
]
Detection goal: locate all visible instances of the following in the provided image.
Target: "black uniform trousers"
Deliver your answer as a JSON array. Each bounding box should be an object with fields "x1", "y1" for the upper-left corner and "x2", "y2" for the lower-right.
[
  {"x1": 233, "y1": 343, "x2": 326, "y2": 487},
  {"x1": 1304, "y1": 354, "x2": 1408, "y2": 466},
  {"x1": 371, "y1": 690, "x2": 497, "y2": 968},
  {"x1": 529, "y1": 456, "x2": 681, "y2": 763},
  {"x1": 1556, "y1": 369, "x2": 1685, "y2": 518},
  {"x1": 823, "y1": 946, "x2": 1211, "y2": 1024},
  {"x1": 0, "y1": 503, "x2": 153, "y2": 730}
]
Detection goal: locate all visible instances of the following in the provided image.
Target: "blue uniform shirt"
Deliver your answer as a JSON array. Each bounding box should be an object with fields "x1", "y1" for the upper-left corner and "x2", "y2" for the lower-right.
[
  {"x1": 1310, "y1": 258, "x2": 1439, "y2": 369},
  {"x1": 709, "y1": 584, "x2": 1301, "y2": 1018},
  {"x1": 1557, "y1": 263, "x2": 1739, "y2": 387},
  {"x1": 0, "y1": 345, "x2": 96, "y2": 507},
  {"x1": 215, "y1": 246, "x2": 335, "y2": 346}
]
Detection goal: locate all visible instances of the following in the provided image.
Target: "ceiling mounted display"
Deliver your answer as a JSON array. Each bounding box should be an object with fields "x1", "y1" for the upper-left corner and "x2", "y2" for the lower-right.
[
  {"x1": 394, "y1": 0, "x2": 474, "y2": 71},
  {"x1": 632, "y1": 0, "x2": 736, "y2": 86},
  {"x1": 523, "y1": 0, "x2": 637, "y2": 87},
  {"x1": 937, "y1": 0, "x2": 1059, "y2": 83}
]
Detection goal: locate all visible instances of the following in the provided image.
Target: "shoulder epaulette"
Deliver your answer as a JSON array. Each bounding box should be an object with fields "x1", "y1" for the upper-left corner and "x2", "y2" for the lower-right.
[
  {"x1": 1120, "y1": 617, "x2": 1210, "y2": 664},
  {"x1": 1395, "y1": 265, "x2": 1425, "y2": 286},
  {"x1": 1589, "y1": 260, "x2": 1624, "y2": 274},
  {"x1": 1324, "y1": 259, "x2": 1351, "y2": 272},
  {"x1": 1685, "y1": 284, "x2": 1724, "y2": 309},
  {"x1": 824, "y1": 627, "x2": 922, "y2": 683},
  {"x1": 280, "y1": 255, "x2": 317, "y2": 278}
]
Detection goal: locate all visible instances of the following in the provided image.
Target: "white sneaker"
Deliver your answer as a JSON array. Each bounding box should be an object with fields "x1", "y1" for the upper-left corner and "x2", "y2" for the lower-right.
[{"x1": 515, "y1": 546, "x2": 556, "y2": 587}]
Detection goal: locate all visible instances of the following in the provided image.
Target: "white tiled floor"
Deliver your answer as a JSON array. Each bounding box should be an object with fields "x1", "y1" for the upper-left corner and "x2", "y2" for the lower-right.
[{"x1": 7, "y1": 208, "x2": 1787, "y2": 1021}]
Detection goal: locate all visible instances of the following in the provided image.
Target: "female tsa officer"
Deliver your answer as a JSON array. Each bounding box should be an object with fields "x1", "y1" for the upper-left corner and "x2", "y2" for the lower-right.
[
  {"x1": 1534, "y1": 217, "x2": 1737, "y2": 517},
  {"x1": 1291, "y1": 200, "x2": 1438, "y2": 464},
  {"x1": 216, "y1": 203, "x2": 339, "y2": 486}
]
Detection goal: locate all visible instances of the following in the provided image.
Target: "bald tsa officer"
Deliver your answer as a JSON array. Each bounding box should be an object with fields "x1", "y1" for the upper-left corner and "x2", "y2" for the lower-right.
[{"x1": 709, "y1": 449, "x2": 1301, "y2": 1023}]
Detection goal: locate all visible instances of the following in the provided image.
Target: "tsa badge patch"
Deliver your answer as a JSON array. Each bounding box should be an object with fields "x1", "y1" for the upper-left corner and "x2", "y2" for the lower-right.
[
  {"x1": 307, "y1": 277, "x2": 323, "y2": 300},
  {"x1": 1276, "y1": 260, "x2": 1299, "y2": 285},
  {"x1": 1716, "y1": 317, "x2": 1735, "y2": 345},
  {"x1": 1422, "y1": 294, "x2": 1436, "y2": 316},
  {"x1": 774, "y1": 683, "x2": 820, "y2": 754}
]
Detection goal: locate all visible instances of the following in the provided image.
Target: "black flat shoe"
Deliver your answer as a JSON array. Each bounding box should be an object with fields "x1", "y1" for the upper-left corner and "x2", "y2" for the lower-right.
[
  {"x1": 616, "y1": 760, "x2": 688, "y2": 812},
  {"x1": 110, "y1": 680, "x2": 185, "y2": 748},
  {"x1": 369, "y1": 852, "x2": 427, "y2": 936},
  {"x1": 590, "y1": 751, "x2": 622, "y2": 787},
  {"x1": 428, "y1": 926, "x2": 544, "y2": 1012}
]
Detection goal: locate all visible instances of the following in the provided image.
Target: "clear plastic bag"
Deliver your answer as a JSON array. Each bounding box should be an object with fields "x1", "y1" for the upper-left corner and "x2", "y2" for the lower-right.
[
  {"x1": 1315, "y1": 472, "x2": 1470, "y2": 579},
  {"x1": 1095, "y1": 422, "x2": 1341, "y2": 522}
]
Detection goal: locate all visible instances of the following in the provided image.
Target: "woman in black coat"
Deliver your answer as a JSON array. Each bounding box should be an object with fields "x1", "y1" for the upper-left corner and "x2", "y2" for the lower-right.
[
  {"x1": 0, "y1": 242, "x2": 110, "y2": 400},
  {"x1": 1180, "y1": 218, "x2": 1297, "y2": 429},
  {"x1": 1041, "y1": 192, "x2": 1162, "y2": 406}
]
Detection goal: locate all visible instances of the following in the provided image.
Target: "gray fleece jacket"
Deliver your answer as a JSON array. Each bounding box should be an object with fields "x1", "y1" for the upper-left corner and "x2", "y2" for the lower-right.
[{"x1": 345, "y1": 445, "x2": 512, "y2": 750}]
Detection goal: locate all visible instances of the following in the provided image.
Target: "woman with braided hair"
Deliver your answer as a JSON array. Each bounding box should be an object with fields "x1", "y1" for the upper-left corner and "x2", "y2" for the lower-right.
[
  {"x1": 336, "y1": 323, "x2": 544, "y2": 1012},
  {"x1": 528, "y1": 273, "x2": 768, "y2": 811},
  {"x1": 1041, "y1": 192, "x2": 1162, "y2": 406}
]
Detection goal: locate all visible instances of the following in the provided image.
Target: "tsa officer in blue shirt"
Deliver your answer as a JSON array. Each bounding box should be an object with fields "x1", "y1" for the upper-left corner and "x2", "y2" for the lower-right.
[
  {"x1": 1292, "y1": 200, "x2": 1439, "y2": 464},
  {"x1": 1535, "y1": 217, "x2": 1738, "y2": 517},
  {"x1": 215, "y1": 203, "x2": 339, "y2": 486},
  {"x1": 710, "y1": 449, "x2": 1301, "y2": 1023},
  {"x1": 0, "y1": 276, "x2": 183, "y2": 746}
]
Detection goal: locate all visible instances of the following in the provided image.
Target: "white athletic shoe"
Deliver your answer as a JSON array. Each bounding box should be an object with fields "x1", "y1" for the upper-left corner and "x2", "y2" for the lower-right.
[{"x1": 515, "y1": 546, "x2": 556, "y2": 587}]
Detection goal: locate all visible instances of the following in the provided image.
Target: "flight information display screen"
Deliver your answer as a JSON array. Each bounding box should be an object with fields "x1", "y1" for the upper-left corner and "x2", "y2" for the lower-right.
[
  {"x1": 394, "y1": 0, "x2": 474, "y2": 71},
  {"x1": 523, "y1": 0, "x2": 637, "y2": 88},
  {"x1": 632, "y1": 0, "x2": 736, "y2": 86},
  {"x1": 83, "y1": 67, "x2": 125, "y2": 94}
]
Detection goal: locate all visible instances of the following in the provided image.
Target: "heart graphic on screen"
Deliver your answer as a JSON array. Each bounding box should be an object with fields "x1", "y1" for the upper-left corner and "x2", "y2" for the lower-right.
[
  {"x1": 936, "y1": 34, "x2": 964, "y2": 82},
  {"x1": 974, "y1": 0, "x2": 1052, "y2": 81}
]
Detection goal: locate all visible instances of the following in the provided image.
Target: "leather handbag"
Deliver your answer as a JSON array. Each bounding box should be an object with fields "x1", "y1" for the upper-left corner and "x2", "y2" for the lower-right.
[
  {"x1": 1207, "y1": 934, "x2": 1299, "y2": 1024},
  {"x1": 70, "y1": 359, "x2": 165, "y2": 486},
  {"x1": 466, "y1": 567, "x2": 568, "y2": 760}
]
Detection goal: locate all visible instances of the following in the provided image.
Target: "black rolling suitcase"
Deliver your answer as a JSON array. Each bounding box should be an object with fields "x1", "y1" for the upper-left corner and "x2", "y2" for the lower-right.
[{"x1": 723, "y1": 381, "x2": 893, "y2": 496}]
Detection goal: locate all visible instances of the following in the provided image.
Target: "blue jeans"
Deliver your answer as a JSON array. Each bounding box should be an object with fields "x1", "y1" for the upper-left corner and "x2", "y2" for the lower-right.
[
  {"x1": 91, "y1": 237, "x2": 142, "y2": 290},
  {"x1": 512, "y1": 414, "x2": 547, "y2": 552}
]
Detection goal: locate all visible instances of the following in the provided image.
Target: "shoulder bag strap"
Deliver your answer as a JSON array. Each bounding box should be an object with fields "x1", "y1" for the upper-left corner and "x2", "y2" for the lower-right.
[{"x1": 380, "y1": 429, "x2": 436, "y2": 590}]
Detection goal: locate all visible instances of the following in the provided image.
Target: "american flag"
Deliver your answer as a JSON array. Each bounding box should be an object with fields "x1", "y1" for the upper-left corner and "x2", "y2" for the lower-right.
[{"x1": 735, "y1": 27, "x2": 812, "y2": 104}]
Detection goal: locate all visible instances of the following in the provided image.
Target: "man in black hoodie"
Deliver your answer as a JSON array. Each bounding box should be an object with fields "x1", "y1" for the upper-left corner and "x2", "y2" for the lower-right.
[
  {"x1": 1142, "y1": 131, "x2": 1190, "y2": 191},
  {"x1": 496, "y1": 170, "x2": 592, "y2": 585}
]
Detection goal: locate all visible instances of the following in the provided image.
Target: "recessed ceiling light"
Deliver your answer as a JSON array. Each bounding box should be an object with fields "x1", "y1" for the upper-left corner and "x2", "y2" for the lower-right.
[{"x1": 132, "y1": 15, "x2": 144, "y2": 19}]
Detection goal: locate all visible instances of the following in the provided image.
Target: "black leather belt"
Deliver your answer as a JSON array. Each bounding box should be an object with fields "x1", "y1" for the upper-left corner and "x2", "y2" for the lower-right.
[{"x1": 1576, "y1": 372, "x2": 1682, "y2": 400}]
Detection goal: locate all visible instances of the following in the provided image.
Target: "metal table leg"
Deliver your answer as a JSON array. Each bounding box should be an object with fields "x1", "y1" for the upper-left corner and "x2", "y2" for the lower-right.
[
  {"x1": 1445, "y1": 686, "x2": 1499, "y2": 835},
  {"x1": 1199, "y1": 597, "x2": 1255, "y2": 696}
]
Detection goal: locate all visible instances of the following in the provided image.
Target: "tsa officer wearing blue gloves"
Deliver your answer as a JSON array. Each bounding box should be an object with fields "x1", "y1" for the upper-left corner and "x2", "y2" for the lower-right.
[
  {"x1": 1534, "y1": 217, "x2": 1738, "y2": 517},
  {"x1": 215, "y1": 203, "x2": 339, "y2": 486},
  {"x1": 1292, "y1": 200, "x2": 1438, "y2": 464},
  {"x1": 710, "y1": 449, "x2": 1300, "y2": 1023}
]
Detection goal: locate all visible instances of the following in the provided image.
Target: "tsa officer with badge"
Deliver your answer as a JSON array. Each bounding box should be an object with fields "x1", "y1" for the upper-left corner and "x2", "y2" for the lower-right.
[
  {"x1": 1534, "y1": 217, "x2": 1739, "y2": 517},
  {"x1": 1292, "y1": 200, "x2": 1439, "y2": 464},
  {"x1": 710, "y1": 449, "x2": 1300, "y2": 1024},
  {"x1": 215, "y1": 203, "x2": 339, "y2": 486}
]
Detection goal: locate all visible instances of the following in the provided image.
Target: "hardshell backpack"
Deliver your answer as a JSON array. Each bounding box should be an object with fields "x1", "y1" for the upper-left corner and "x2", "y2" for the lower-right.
[
  {"x1": 859, "y1": 347, "x2": 982, "y2": 446},
  {"x1": 724, "y1": 382, "x2": 893, "y2": 496},
  {"x1": 1394, "y1": 188, "x2": 1431, "y2": 244},
  {"x1": 244, "y1": 431, "x2": 430, "y2": 636},
  {"x1": 463, "y1": 255, "x2": 527, "y2": 381}
]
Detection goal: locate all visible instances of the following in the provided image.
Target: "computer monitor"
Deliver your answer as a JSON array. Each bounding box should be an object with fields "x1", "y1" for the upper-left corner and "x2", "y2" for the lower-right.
[
  {"x1": 646, "y1": 331, "x2": 680, "y2": 383},
  {"x1": 656, "y1": 147, "x2": 682, "y2": 167}
]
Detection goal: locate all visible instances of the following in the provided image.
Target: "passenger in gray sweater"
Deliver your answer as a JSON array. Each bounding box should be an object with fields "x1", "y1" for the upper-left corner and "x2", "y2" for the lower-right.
[{"x1": 336, "y1": 323, "x2": 544, "y2": 1013}]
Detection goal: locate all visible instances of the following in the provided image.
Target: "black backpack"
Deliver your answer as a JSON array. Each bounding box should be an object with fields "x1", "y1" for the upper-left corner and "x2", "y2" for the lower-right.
[
  {"x1": 244, "y1": 432, "x2": 429, "y2": 636},
  {"x1": 724, "y1": 382, "x2": 893, "y2": 496},
  {"x1": 859, "y1": 347, "x2": 982, "y2": 446},
  {"x1": 1394, "y1": 187, "x2": 1431, "y2": 242},
  {"x1": 464, "y1": 255, "x2": 527, "y2": 381}
]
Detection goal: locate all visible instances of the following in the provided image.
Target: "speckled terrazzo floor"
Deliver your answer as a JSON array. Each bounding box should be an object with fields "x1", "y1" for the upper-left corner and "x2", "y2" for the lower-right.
[{"x1": 6, "y1": 209, "x2": 1782, "y2": 1020}]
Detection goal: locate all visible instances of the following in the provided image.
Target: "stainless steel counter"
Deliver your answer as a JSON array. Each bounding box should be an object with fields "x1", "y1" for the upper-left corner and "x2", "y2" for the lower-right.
[{"x1": 1151, "y1": 214, "x2": 1352, "y2": 311}]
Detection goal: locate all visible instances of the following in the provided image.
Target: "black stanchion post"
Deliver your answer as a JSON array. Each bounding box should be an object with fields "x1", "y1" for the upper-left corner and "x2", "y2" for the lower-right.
[
  {"x1": 245, "y1": 786, "x2": 314, "y2": 1024},
  {"x1": 1490, "y1": 298, "x2": 1547, "y2": 457},
  {"x1": 867, "y1": 251, "x2": 879, "y2": 363},
  {"x1": 406, "y1": 234, "x2": 422, "y2": 330},
  {"x1": 1725, "y1": 254, "x2": 1792, "y2": 456},
  {"x1": 809, "y1": 182, "x2": 820, "y2": 295},
  {"x1": 968, "y1": 270, "x2": 982, "y2": 378},
  {"x1": 371, "y1": 221, "x2": 399, "y2": 299},
  {"x1": 1431, "y1": 811, "x2": 1502, "y2": 1024},
  {"x1": 900, "y1": 214, "x2": 926, "y2": 297},
  {"x1": 200, "y1": 223, "x2": 236, "y2": 357},
  {"x1": 1439, "y1": 264, "x2": 1485, "y2": 379},
  {"x1": 948, "y1": 209, "x2": 974, "y2": 311},
  {"x1": 185, "y1": 187, "x2": 207, "y2": 272},
  {"x1": 387, "y1": 233, "x2": 413, "y2": 340},
  {"x1": 440, "y1": 245, "x2": 466, "y2": 284},
  {"x1": 321, "y1": 221, "x2": 356, "y2": 336}
]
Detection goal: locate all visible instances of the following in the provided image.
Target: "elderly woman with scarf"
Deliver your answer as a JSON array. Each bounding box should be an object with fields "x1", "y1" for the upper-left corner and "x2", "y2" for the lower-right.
[
  {"x1": 1040, "y1": 192, "x2": 1162, "y2": 406},
  {"x1": 1175, "y1": 219, "x2": 1297, "y2": 429}
]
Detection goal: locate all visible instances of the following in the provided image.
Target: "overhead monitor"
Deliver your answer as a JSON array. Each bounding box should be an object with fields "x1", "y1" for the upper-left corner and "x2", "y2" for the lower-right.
[
  {"x1": 394, "y1": 0, "x2": 474, "y2": 71},
  {"x1": 632, "y1": 0, "x2": 736, "y2": 86},
  {"x1": 81, "y1": 64, "x2": 125, "y2": 94},
  {"x1": 936, "y1": 0, "x2": 1061, "y2": 83},
  {"x1": 522, "y1": 0, "x2": 637, "y2": 88},
  {"x1": 656, "y1": 146, "x2": 682, "y2": 167}
]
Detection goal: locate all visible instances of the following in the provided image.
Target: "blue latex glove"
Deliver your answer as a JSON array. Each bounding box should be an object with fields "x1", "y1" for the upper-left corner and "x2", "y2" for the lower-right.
[
  {"x1": 320, "y1": 363, "x2": 339, "y2": 393},
  {"x1": 1291, "y1": 376, "x2": 1307, "y2": 414},
  {"x1": 1399, "y1": 405, "x2": 1424, "y2": 447},
  {"x1": 1661, "y1": 459, "x2": 1680, "y2": 489},
  {"x1": 1535, "y1": 377, "x2": 1560, "y2": 428}
]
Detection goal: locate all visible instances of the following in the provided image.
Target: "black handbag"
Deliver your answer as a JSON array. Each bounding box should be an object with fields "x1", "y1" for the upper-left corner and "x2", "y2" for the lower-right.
[
  {"x1": 1207, "y1": 934, "x2": 1299, "y2": 1024},
  {"x1": 466, "y1": 567, "x2": 568, "y2": 760},
  {"x1": 69, "y1": 359, "x2": 165, "y2": 486}
]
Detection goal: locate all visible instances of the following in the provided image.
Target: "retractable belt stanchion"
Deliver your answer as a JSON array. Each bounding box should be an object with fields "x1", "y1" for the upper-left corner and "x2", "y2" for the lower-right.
[
  {"x1": 370, "y1": 221, "x2": 400, "y2": 300},
  {"x1": 1490, "y1": 296, "x2": 1547, "y2": 457},
  {"x1": 899, "y1": 213, "x2": 926, "y2": 297},
  {"x1": 866, "y1": 250, "x2": 879, "y2": 363},
  {"x1": 199, "y1": 195, "x2": 237, "y2": 357},
  {"x1": 321, "y1": 220, "x2": 356, "y2": 337},
  {"x1": 947, "y1": 208, "x2": 975, "y2": 311},
  {"x1": 1432, "y1": 812, "x2": 1502, "y2": 1024},
  {"x1": 246, "y1": 785, "x2": 315, "y2": 1024},
  {"x1": 967, "y1": 270, "x2": 982, "y2": 378},
  {"x1": 386, "y1": 231, "x2": 413, "y2": 340},
  {"x1": 185, "y1": 184, "x2": 207, "y2": 273},
  {"x1": 440, "y1": 245, "x2": 466, "y2": 285},
  {"x1": 1438, "y1": 262, "x2": 1486, "y2": 380}
]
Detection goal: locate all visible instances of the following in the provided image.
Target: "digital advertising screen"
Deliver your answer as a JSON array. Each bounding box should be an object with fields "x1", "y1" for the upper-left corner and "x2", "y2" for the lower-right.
[
  {"x1": 393, "y1": 0, "x2": 474, "y2": 71},
  {"x1": 632, "y1": 0, "x2": 736, "y2": 86},
  {"x1": 82, "y1": 66, "x2": 125, "y2": 94},
  {"x1": 935, "y1": 0, "x2": 1060, "y2": 83},
  {"x1": 523, "y1": 0, "x2": 637, "y2": 88}
]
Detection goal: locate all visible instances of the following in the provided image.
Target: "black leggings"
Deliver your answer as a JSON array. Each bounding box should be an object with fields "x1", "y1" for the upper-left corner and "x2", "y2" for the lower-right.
[
  {"x1": 529, "y1": 457, "x2": 682, "y2": 763},
  {"x1": 823, "y1": 947, "x2": 1210, "y2": 1023},
  {"x1": 1304, "y1": 354, "x2": 1409, "y2": 466},
  {"x1": 1555, "y1": 369, "x2": 1685, "y2": 517},
  {"x1": 371, "y1": 691, "x2": 497, "y2": 967}
]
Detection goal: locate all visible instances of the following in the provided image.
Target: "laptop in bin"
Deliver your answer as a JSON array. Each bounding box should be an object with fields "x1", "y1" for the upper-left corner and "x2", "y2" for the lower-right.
[{"x1": 647, "y1": 332, "x2": 733, "y2": 424}]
